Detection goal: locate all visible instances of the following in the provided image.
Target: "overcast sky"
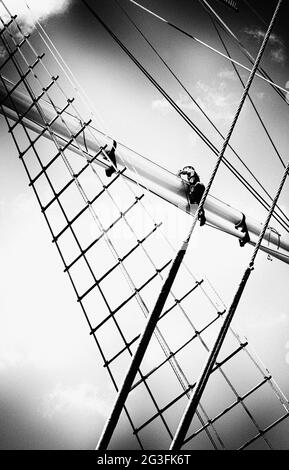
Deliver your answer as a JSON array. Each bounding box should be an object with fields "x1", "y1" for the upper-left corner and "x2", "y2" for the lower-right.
[{"x1": 1, "y1": 0, "x2": 289, "y2": 450}]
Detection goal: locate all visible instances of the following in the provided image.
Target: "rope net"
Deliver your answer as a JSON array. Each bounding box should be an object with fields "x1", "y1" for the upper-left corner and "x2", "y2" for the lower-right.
[{"x1": 0, "y1": 1, "x2": 289, "y2": 450}]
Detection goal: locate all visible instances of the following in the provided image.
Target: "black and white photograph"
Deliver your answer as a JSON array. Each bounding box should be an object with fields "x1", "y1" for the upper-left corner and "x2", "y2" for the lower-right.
[{"x1": 0, "y1": 0, "x2": 289, "y2": 454}]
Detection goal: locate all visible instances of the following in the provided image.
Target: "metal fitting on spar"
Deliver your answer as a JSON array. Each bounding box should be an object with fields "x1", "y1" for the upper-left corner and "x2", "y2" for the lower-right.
[{"x1": 1, "y1": 79, "x2": 289, "y2": 264}]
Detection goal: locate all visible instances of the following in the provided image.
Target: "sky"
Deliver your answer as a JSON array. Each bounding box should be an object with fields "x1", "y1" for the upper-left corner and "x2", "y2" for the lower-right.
[{"x1": 1, "y1": 0, "x2": 289, "y2": 450}]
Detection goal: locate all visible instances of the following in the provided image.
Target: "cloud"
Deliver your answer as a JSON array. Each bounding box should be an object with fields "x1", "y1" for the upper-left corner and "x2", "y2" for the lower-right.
[
  {"x1": 152, "y1": 97, "x2": 170, "y2": 112},
  {"x1": 188, "y1": 132, "x2": 199, "y2": 148},
  {"x1": 0, "y1": 0, "x2": 71, "y2": 28},
  {"x1": 152, "y1": 78, "x2": 241, "y2": 124},
  {"x1": 194, "y1": 79, "x2": 240, "y2": 123},
  {"x1": 42, "y1": 383, "x2": 111, "y2": 419},
  {"x1": 217, "y1": 69, "x2": 237, "y2": 81},
  {"x1": 0, "y1": 345, "x2": 29, "y2": 370},
  {"x1": 218, "y1": 68, "x2": 268, "y2": 102},
  {"x1": 270, "y1": 47, "x2": 286, "y2": 65},
  {"x1": 244, "y1": 28, "x2": 286, "y2": 65},
  {"x1": 0, "y1": 0, "x2": 71, "y2": 57},
  {"x1": 256, "y1": 91, "x2": 265, "y2": 100},
  {"x1": 151, "y1": 93, "x2": 196, "y2": 114}
]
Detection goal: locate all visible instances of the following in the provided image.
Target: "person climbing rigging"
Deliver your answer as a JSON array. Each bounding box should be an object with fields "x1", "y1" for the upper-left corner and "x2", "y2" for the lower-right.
[
  {"x1": 105, "y1": 140, "x2": 117, "y2": 177},
  {"x1": 178, "y1": 165, "x2": 206, "y2": 226}
]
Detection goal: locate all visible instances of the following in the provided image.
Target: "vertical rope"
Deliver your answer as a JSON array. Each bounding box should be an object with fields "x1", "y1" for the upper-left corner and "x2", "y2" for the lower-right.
[
  {"x1": 197, "y1": 0, "x2": 287, "y2": 103},
  {"x1": 2, "y1": 0, "x2": 288, "y2": 450},
  {"x1": 114, "y1": 0, "x2": 289, "y2": 229},
  {"x1": 0, "y1": 6, "x2": 221, "y2": 448},
  {"x1": 96, "y1": 0, "x2": 283, "y2": 450},
  {"x1": 170, "y1": 1, "x2": 284, "y2": 449}
]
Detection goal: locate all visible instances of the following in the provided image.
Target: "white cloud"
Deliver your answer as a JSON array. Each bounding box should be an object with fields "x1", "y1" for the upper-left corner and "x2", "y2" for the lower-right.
[
  {"x1": 0, "y1": 0, "x2": 71, "y2": 57},
  {"x1": 256, "y1": 91, "x2": 265, "y2": 100},
  {"x1": 151, "y1": 94, "x2": 196, "y2": 114},
  {"x1": 217, "y1": 69, "x2": 237, "y2": 81},
  {"x1": 194, "y1": 79, "x2": 240, "y2": 123},
  {"x1": 174, "y1": 94, "x2": 191, "y2": 110},
  {"x1": 244, "y1": 28, "x2": 286, "y2": 65},
  {"x1": 42, "y1": 383, "x2": 111, "y2": 419},
  {"x1": 151, "y1": 97, "x2": 170, "y2": 112},
  {"x1": 175, "y1": 94, "x2": 196, "y2": 111},
  {"x1": 270, "y1": 47, "x2": 286, "y2": 65},
  {"x1": 1, "y1": 0, "x2": 71, "y2": 27},
  {"x1": 188, "y1": 132, "x2": 199, "y2": 148},
  {"x1": 152, "y1": 78, "x2": 241, "y2": 124},
  {"x1": 0, "y1": 345, "x2": 29, "y2": 369}
]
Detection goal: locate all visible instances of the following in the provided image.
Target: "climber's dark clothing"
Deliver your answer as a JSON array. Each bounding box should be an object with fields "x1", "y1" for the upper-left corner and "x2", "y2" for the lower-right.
[
  {"x1": 105, "y1": 140, "x2": 117, "y2": 177},
  {"x1": 178, "y1": 166, "x2": 206, "y2": 226},
  {"x1": 188, "y1": 181, "x2": 205, "y2": 205}
]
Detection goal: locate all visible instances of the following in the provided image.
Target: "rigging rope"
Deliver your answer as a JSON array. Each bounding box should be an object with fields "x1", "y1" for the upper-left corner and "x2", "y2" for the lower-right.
[
  {"x1": 1, "y1": 5, "x2": 226, "y2": 448},
  {"x1": 114, "y1": 0, "x2": 289, "y2": 229},
  {"x1": 213, "y1": 20, "x2": 286, "y2": 170},
  {"x1": 197, "y1": 0, "x2": 287, "y2": 105},
  {"x1": 211, "y1": 21, "x2": 289, "y2": 226},
  {"x1": 125, "y1": 0, "x2": 289, "y2": 96},
  {"x1": 241, "y1": 0, "x2": 267, "y2": 26},
  {"x1": 171, "y1": 0, "x2": 287, "y2": 449},
  {"x1": 80, "y1": 0, "x2": 289, "y2": 234},
  {"x1": 2, "y1": 1, "x2": 288, "y2": 450},
  {"x1": 96, "y1": 0, "x2": 283, "y2": 450},
  {"x1": 12, "y1": 0, "x2": 289, "y2": 233},
  {"x1": 20, "y1": 0, "x2": 111, "y2": 135}
]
